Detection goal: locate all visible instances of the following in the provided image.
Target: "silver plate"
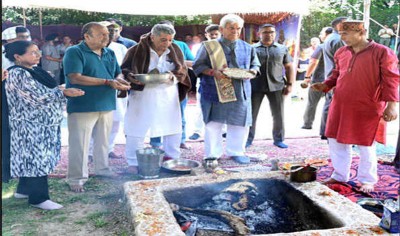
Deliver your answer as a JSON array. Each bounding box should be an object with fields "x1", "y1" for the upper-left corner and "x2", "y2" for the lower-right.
[
  {"x1": 161, "y1": 159, "x2": 201, "y2": 174},
  {"x1": 128, "y1": 73, "x2": 171, "y2": 84},
  {"x1": 222, "y1": 68, "x2": 256, "y2": 80}
]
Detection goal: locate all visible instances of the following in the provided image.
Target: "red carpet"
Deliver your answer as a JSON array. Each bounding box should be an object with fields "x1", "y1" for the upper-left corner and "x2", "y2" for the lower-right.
[
  {"x1": 317, "y1": 157, "x2": 399, "y2": 203},
  {"x1": 52, "y1": 138, "x2": 398, "y2": 204}
]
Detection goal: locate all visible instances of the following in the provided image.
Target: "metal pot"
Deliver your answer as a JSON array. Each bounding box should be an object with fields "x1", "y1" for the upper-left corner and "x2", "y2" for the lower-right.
[
  {"x1": 203, "y1": 158, "x2": 219, "y2": 173},
  {"x1": 290, "y1": 165, "x2": 317, "y2": 182},
  {"x1": 161, "y1": 159, "x2": 201, "y2": 175}
]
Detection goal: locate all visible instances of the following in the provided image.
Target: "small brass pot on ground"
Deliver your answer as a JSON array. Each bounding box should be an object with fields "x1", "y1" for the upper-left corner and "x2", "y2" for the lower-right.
[
  {"x1": 203, "y1": 157, "x2": 219, "y2": 173},
  {"x1": 290, "y1": 165, "x2": 317, "y2": 182}
]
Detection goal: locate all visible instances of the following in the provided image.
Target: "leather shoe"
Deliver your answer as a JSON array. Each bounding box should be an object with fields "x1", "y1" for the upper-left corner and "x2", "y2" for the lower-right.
[
  {"x1": 189, "y1": 133, "x2": 200, "y2": 140},
  {"x1": 180, "y1": 143, "x2": 189, "y2": 149},
  {"x1": 273, "y1": 141, "x2": 288, "y2": 149},
  {"x1": 321, "y1": 135, "x2": 328, "y2": 140},
  {"x1": 301, "y1": 126, "x2": 312, "y2": 130},
  {"x1": 231, "y1": 156, "x2": 250, "y2": 164}
]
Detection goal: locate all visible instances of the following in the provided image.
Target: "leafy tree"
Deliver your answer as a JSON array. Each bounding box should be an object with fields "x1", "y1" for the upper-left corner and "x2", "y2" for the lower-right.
[
  {"x1": 2, "y1": 7, "x2": 211, "y2": 26},
  {"x1": 300, "y1": 0, "x2": 399, "y2": 48}
]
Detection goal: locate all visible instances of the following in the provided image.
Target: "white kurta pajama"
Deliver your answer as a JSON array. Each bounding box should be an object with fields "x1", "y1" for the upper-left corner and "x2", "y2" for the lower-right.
[
  {"x1": 108, "y1": 42, "x2": 128, "y2": 153},
  {"x1": 125, "y1": 48, "x2": 182, "y2": 166}
]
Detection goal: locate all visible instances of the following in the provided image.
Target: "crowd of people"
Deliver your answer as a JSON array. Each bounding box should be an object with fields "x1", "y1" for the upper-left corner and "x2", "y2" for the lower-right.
[{"x1": 1, "y1": 14, "x2": 399, "y2": 210}]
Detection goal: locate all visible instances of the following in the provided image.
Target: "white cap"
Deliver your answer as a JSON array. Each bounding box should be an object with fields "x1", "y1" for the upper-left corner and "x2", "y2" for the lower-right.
[{"x1": 2, "y1": 26, "x2": 31, "y2": 41}]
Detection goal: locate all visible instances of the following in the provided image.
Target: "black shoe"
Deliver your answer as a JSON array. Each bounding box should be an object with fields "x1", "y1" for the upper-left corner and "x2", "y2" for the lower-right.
[
  {"x1": 301, "y1": 126, "x2": 312, "y2": 130},
  {"x1": 321, "y1": 135, "x2": 327, "y2": 140},
  {"x1": 222, "y1": 133, "x2": 227, "y2": 138}
]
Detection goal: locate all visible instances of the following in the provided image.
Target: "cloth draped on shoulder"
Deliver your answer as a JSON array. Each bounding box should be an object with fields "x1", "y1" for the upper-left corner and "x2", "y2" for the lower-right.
[
  {"x1": 203, "y1": 40, "x2": 237, "y2": 103},
  {"x1": 121, "y1": 33, "x2": 191, "y2": 101}
]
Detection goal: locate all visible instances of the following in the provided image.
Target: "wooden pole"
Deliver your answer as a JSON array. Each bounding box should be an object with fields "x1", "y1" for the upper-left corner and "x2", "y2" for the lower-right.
[
  {"x1": 39, "y1": 9, "x2": 43, "y2": 40},
  {"x1": 22, "y1": 8, "x2": 26, "y2": 27},
  {"x1": 363, "y1": 0, "x2": 371, "y2": 38}
]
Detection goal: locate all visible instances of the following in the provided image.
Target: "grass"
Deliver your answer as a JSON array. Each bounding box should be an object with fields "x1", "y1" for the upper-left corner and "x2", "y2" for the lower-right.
[{"x1": 2, "y1": 176, "x2": 134, "y2": 235}]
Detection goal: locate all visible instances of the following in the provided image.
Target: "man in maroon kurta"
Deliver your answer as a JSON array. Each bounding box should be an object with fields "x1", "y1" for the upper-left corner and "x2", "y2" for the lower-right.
[{"x1": 312, "y1": 20, "x2": 399, "y2": 193}]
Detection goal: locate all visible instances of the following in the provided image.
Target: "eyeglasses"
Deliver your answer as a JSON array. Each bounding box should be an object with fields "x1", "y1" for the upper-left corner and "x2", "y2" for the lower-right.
[
  {"x1": 28, "y1": 50, "x2": 42, "y2": 56},
  {"x1": 17, "y1": 35, "x2": 31, "y2": 39}
]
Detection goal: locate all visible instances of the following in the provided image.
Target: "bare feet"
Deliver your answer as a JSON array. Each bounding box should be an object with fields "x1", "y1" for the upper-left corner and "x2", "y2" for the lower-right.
[
  {"x1": 124, "y1": 166, "x2": 138, "y2": 175},
  {"x1": 360, "y1": 183, "x2": 374, "y2": 193},
  {"x1": 70, "y1": 184, "x2": 84, "y2": 193},
  {"x1": 322, "y1": 178, "x2": 342, "y2": 185}
]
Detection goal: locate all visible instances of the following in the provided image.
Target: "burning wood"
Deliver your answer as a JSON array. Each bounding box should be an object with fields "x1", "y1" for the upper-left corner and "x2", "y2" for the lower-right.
[
  {"x1": 220, "y1": 181, "x2": 259, "y2": 211},
  {"x1": 171, "y1": 203, "x2": 250, "y2": 235}
]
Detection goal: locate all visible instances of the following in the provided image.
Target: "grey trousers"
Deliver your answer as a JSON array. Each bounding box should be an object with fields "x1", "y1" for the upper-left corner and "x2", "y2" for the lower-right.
[
  {"x1": 320, "y1": 91, "x2": 333, "y2": 136},
  {"x1": 303, "y1": 87, "x2": 325, "y2": 128},
  {"x1": 248, "y1": 90, "x2": 285, "y2": 143}
]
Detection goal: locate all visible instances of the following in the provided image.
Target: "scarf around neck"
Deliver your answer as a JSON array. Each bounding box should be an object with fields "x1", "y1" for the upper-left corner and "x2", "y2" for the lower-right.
[{"x1": 8, "y1": 65, "x2": 58, "y2": 88}]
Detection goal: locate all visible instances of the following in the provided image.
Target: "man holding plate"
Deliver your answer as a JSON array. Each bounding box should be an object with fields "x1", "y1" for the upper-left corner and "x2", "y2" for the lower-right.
[
  {"x1": 121, "y1": 24, "x2": 191, "y2": 174},
  {"x1": 193, "y1": 14, "x2": 260, "y2": 164}
]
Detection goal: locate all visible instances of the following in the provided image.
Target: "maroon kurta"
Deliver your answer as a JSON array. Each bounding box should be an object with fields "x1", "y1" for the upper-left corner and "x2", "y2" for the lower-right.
[{"x1": 324, "y1": 41, "x2": 399, "y2": 146}]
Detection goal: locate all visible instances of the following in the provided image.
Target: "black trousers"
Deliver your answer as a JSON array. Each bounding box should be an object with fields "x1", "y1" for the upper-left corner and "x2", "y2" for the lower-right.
[
  {"x1": 320, "y1": 91, "x2": 333, "y2": 136},
  {"x1": 248, "y1": 90, "x2": 285, "y2": 143},
  {"x1": 16, "y1": 176, "x2": 50, "y2": 205}
]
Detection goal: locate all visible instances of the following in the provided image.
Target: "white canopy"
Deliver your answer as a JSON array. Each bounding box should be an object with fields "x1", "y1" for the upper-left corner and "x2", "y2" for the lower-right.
[{"x1": 2, "y1": 0, "x2": 310, "y2": 16}]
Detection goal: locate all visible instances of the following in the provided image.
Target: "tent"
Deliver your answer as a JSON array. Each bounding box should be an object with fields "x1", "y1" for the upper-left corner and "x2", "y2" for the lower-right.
[
  {"x1": 2, "y1": 0, "x2": 310, "y2": 59},
  {"x1": 2, "y1": 0, "x2": 310, "y2": 16}
]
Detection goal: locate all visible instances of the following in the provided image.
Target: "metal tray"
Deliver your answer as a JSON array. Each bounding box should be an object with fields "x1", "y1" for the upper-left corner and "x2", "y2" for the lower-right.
[
  {"x1": 161, "y1": 159, "x2": 201, "y2": 174},
  {"x1": 128, "y1": 73, "x2": 171, "y2": 84}
]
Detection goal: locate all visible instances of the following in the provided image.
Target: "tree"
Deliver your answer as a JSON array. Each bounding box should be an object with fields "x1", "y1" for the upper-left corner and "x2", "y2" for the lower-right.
[
  {"x1": 300, "y1": 0, "x2": 399, "y2": 48},
  {"x1": 2, "y1": 7, "x2": 211, "y2": 26}
]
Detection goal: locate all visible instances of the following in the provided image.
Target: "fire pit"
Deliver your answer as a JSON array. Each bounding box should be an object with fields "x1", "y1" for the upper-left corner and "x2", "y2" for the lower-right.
[
  {"x1": 123, "y1": 171, "x2": 384, "y2": 235},
  {"x1": 164, "y1": 179, "x2": 344, "y2": 235}
]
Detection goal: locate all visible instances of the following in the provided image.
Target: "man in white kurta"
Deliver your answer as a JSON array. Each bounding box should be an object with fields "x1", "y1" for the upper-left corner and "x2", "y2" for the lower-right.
[
  {"x1": 124, "y1": 48, "x2": 182, "y2": 166},
  {"x1": 121, "y1": 24, "x2": 191, "y2": 173},
  {"x1": 107, "y1": 41, "x2": 128, "y2": 157}
]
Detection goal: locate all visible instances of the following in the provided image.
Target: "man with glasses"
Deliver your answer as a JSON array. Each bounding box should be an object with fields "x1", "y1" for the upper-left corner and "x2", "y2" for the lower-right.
[
  {"x1": 106, "y1": 18, "x2": 137, "y2": 49},
  {"x1": 247, "y1": 23, "x2": 294, "y2": 149},
  {"x1": 63, "y1": 22, "x2": 130, "y2": 192}
]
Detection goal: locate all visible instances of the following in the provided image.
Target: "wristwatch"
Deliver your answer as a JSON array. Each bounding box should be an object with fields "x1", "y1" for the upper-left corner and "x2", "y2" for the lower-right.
[
  {"x1": 286, "y1": 82, "x2": 292, "y2": 86},
  {"x1": 305, "y1": 76, "x2": 311, "y2": 79}
]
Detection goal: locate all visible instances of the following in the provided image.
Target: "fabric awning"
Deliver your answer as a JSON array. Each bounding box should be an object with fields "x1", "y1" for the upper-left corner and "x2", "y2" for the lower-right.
[{"x1": 2, "y1": 0, "x2": 310, "y2": 16}]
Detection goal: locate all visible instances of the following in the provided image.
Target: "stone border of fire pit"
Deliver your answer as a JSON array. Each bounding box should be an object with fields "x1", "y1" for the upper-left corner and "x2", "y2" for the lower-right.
[{"x1": 123, "y1": 171, "x2": 388, "y2": 236}]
